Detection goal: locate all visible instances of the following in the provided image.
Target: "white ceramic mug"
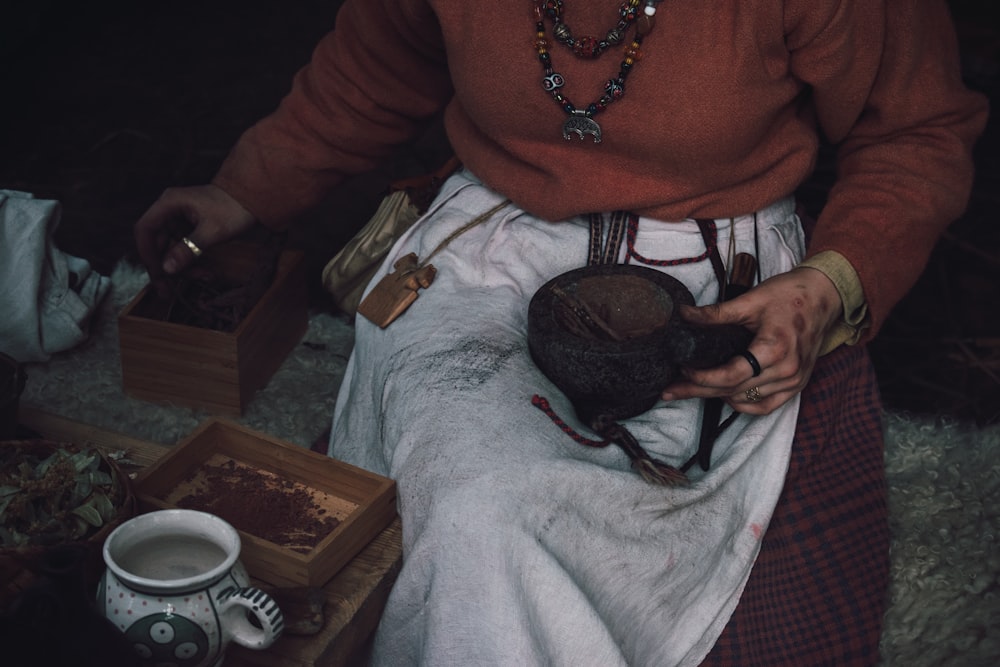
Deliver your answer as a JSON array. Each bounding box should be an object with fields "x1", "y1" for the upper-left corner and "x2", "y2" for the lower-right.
[{"x1": 99, "y1": 509, "x2": 283, "y2": 667}]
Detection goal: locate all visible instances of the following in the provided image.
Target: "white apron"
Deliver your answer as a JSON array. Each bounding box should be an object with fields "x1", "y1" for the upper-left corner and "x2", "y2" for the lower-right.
[{"x1": 329, "y1": 170, "x2": 803, "y2": 666}]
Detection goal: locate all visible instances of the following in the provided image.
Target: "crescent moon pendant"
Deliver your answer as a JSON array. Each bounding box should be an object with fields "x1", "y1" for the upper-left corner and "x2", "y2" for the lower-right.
[{"x1": 562, "y1": 113, "x2": 603, "y2": 144}]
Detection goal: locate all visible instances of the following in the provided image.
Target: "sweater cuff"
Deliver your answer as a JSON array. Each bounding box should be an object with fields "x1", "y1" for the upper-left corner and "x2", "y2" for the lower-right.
[{"x1": 798, "y1": 251, "x2": 870, "y2": 355}]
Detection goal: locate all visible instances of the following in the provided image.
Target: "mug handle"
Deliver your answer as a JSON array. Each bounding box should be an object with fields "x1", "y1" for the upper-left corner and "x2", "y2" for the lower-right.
[{"x1": 217, "y1": 586, "x2": 285, "y2": 649}]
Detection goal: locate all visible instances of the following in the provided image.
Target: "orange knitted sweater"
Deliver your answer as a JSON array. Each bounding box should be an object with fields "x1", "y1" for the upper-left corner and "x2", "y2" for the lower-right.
[{"x1": 213, "y1": 0, "x2": 987, "y2": 339}]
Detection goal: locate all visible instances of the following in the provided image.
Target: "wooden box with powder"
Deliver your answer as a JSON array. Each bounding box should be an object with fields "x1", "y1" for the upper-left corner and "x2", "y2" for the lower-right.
[{"x1": 133, "y1": 419, "x2": 397, "y2": 588}]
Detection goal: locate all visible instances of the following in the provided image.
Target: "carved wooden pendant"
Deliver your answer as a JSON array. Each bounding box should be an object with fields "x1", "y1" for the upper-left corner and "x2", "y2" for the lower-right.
[{"x1": 356, "y1": 253, "x2": 437, "y2": 328}]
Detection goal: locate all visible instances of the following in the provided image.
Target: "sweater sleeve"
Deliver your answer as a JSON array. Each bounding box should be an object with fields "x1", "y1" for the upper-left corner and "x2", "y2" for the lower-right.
[
  {"x1": 212, "y1": 0, "x2": 452, "y2": 228},
  {"x1": 798, "y1": 250, "x2": 869, "y2": 354},
  {"x1": 787, "y1": 0, "x2": 988, "y2": 342}
]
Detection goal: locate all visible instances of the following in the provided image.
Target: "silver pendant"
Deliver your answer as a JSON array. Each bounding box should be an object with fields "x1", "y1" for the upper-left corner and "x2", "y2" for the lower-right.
[{"x1": 562, "y1": 111, "x2": 602, "y2": 143}]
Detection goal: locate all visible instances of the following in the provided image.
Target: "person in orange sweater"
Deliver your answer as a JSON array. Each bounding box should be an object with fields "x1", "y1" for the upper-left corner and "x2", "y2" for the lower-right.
[{"x1": 135, "y1": 1, "x2": 986, "y2": 664}]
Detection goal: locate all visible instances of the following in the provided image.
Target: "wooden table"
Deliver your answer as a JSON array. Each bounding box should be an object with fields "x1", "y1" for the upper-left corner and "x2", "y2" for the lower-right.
[{"x1": 18, "y1": 407, "x2": 403, "y2": 667}]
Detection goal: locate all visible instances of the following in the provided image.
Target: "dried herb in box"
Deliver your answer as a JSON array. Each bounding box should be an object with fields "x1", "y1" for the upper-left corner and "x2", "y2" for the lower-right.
[
  {"x1": 0, "y1": 441, "x2": 131, "y2": 549},
  {"x1": 153, "y1": 241, "x2": 284, "y2": 332}
]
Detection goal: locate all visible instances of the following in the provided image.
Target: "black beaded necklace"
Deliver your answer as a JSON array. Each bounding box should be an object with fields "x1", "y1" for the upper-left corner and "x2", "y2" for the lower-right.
[{"x1": 532, "y1": 0, "x2": 662, "y2": 143}]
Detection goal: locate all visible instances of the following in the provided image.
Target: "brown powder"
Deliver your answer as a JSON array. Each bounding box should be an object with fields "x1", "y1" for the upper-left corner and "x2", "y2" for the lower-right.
[{"x1": 173, "y1": 459, "x2": 342, "y2": 553}]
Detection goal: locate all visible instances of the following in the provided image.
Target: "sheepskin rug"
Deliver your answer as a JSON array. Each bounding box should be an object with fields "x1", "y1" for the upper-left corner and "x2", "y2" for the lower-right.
[{"x1": 19, "y1": 261, "x2": 1000, "y2": 667}]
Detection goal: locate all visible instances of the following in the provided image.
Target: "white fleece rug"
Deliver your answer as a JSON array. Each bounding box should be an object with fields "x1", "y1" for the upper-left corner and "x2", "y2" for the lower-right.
[{"x1": 16, "y1": 261, "x2": 1000, "y2": 667}]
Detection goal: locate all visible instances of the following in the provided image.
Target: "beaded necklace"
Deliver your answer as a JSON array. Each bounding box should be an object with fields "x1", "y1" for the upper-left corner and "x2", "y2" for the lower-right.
[
  {"x1": 532, "y1": 0, "x2": 662, "y2": 143},
  {"x1": 546, "y1": 0, "x2": 645, "y2": 58}
]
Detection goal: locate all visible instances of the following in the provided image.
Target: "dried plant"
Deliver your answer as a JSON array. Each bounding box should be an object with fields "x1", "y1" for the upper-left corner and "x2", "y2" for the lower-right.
[
  {"x1": 0, "y1": 444, "x2": 124, "y2": 549},
  {"x1": 152, "y1": 242, "x2": 282, "y2": 332}
]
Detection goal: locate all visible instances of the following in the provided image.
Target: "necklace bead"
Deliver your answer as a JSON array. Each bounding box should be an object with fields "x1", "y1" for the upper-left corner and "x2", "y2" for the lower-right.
[
  {"x1": 573, "y1": 36, "x2": 600, "y2": 58},
  {"x1": 543, "y1": 0, "x2": 647, "y2": 60},
  {"x1": 532, "y1": 0, "x2": 662, "y2": 142},
  {"x1": 636, "y1": 14, "x2": 656, "y2": 36}
]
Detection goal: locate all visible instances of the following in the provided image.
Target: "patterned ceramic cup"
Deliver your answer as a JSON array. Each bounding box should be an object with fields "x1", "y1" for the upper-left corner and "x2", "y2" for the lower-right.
[{"x1": 99, "y1": 509, "x2": 283, "y2": 667}]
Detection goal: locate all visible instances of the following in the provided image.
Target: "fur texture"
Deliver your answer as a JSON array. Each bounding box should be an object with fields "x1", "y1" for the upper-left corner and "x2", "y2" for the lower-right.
[{"x1": 18, "y1": 261, "x2": 1000, "y2": 666}]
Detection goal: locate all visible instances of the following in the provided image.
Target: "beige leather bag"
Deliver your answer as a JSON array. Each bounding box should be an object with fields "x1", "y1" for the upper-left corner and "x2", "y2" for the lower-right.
[{"x1": 321, "y1": 157, "x2": 460, "y2": 315}]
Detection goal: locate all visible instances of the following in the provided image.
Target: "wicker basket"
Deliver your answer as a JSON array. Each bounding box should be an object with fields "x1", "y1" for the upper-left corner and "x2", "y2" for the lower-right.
[{"x1": 0, "y1": 439, "x2": 136, "y2": 610}]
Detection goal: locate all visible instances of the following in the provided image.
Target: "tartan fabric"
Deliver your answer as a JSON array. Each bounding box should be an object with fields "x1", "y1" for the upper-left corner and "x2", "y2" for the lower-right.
[{"x1": 701, "y1": 344, "x2": 890, "y2": 666}]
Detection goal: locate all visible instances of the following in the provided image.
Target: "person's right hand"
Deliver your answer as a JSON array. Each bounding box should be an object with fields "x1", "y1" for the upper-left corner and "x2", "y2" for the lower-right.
[{"x1": 134, "y1": 184, "x2": 258, "y2": 295}]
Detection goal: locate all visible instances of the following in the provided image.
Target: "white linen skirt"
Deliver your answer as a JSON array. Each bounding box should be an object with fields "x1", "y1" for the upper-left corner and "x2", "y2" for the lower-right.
[{"x1": 329, "y1": 169, "x2": 804, "y2": 666}]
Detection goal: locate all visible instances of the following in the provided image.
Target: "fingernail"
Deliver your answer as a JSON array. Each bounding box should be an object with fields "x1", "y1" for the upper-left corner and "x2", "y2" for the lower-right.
[
  {"x1": 661, "y1": 392, "x2": 675, "y2": 402},
  {"x1": 163, "y1": 258, "x2": 178, "y2": 274}
]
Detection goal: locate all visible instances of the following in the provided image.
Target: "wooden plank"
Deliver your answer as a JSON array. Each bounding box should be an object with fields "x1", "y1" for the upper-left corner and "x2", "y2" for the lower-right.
[
  {"x1": 16, "y1": 407, "x2": 403, "y2": 667},
  {"x1": 227, "y1": 519, "x2": 402, "y2": 667},
  {"x1": 237, "y1": 251, "x2": 309, "y2": 406}
]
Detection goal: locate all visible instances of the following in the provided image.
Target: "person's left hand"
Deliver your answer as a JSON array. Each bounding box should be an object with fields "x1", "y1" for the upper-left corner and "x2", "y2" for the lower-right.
[{"x1": 660, "y1": 266, "x2": 843, "y2": 415}]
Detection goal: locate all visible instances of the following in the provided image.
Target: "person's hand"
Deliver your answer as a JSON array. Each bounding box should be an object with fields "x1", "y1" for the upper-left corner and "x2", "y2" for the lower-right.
[
  {"x1": 134, "y1": 184, "x2": 258, "y2": 295},
  {"x1": 660, "y1": 267, "x2": 843, "y2": 414}
]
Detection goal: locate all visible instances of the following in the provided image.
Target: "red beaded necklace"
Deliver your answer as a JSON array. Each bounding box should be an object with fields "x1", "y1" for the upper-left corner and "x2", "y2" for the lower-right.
[{"x1": 532, "y1": 0, "x2": 662, "y2": 143}]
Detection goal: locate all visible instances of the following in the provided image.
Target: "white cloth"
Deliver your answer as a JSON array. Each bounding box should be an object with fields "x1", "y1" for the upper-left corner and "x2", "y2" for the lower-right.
[
  {"x1": 0, "y1": 189, "x2": 111, "y2": 363},
  {"x1": 329, "y1": 171, "x2": 804, "y2": 666}
]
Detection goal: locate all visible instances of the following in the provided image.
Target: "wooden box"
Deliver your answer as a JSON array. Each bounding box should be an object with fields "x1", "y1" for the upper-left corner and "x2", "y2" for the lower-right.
[
  {"x1": 134, "y1": 419, "x2": 397, "y2": 588},
  {"x1": 118, "y1": 242, "x2": 307, "y2": 415}
]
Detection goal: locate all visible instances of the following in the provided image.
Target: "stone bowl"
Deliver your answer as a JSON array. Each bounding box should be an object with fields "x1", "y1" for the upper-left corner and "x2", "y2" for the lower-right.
[{"x1": 527, "y1": 264, "x2": 753, "y2": 423}]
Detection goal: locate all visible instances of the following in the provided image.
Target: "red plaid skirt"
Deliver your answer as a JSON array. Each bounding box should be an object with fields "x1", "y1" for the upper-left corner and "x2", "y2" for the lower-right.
[{"x1": 701, "y1": 344, "x2": 890, "y2": 666}]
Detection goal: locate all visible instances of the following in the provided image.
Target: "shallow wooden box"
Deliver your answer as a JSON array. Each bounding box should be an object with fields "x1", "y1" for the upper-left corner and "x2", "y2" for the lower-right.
[
  {"x1": 118, "y1": 242, "x2": 307, "y2": 415},
  {"x1": 134, "y1": 419, "x2": 397, "y2": 588}
]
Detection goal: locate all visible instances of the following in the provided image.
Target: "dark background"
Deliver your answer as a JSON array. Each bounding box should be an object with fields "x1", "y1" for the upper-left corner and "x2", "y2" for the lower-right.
[{"x1": 1, "y1": 1, "x2": 997, "y2": 424}]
